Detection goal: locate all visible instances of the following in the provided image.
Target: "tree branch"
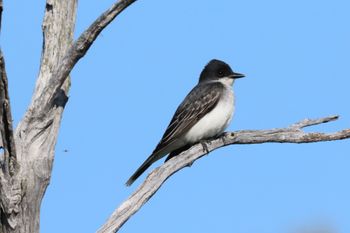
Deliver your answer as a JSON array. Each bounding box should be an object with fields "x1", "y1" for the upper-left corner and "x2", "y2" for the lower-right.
[
  {"x1": 97, "y1": 115, "x2": 350, "y2": 233},
  {"x1": 29, "y1": 0, "x2": 137, "y2": 114},
  {"x1": 0, "y1": 2, "x2": 22, "y2": 231},
  {"x1": 0, "y1": 51, "x2": 17, "y2": 176},
  {"x1": 0, "y1": 0, "x2": 17, "y2": 175},
  {"x1": 0, "y1": 0, "x2": 3, "y2": 32}
]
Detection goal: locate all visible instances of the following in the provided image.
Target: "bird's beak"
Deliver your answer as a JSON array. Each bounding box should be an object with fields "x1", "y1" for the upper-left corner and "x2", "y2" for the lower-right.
[{"x1": 230, "y1": 72, "x2": 245, "y2": 79}]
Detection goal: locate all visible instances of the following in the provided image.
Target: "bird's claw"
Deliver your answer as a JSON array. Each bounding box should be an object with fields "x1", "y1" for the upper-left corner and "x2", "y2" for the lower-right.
[
  {"x1": 221, "y1": 132, "x2": 233, "y2": 145},
  {"x1": 200, "y1": 140, "x2": 210, "y2": 154}
]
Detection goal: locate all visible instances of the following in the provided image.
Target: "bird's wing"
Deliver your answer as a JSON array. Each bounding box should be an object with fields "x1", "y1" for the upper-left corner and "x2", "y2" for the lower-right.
[
  {"x1": 125, "y1": 82, "x2": 224, "y2": 186},
  {"x1": 154, "y1": 81, "x2": 224, "y2": 153}
]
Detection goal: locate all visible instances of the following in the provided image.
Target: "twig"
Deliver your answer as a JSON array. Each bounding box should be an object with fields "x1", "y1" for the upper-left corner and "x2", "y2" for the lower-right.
[{"x1": 97, "y1": 115, "x2": 350, "y2": 233}]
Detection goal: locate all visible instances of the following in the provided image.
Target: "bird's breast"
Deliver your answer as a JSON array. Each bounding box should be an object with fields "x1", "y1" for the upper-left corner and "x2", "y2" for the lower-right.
[{"x1": 184, "y1": 88, "x2": 235, "y2": 143}]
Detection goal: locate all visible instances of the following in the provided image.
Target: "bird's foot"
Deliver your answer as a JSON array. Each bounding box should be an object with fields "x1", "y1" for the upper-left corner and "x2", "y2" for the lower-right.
[{"x1": 200, "y1": 140, "x2": 210, "y2": 154}]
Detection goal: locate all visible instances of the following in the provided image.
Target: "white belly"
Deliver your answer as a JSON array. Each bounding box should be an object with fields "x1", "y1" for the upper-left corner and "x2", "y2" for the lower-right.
[{"x1": 184, "y1": 88, "x2": 234, "y2": 143}]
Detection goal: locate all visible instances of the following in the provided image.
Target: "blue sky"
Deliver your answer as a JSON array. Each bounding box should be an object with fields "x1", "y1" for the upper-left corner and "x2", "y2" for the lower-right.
[{"x1": 2, "y1": 0, "x2": 350, "y2": 232}]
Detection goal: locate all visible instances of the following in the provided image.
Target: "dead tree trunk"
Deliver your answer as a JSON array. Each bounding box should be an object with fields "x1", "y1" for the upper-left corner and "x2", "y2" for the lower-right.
[{"x1": 0, "y1": 0, "x2": 136, "y2": 232}]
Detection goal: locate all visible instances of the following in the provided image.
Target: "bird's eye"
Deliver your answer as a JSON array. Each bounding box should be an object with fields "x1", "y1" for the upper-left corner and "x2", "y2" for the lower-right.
[{"x1": 217, "y1": 70, "x2": 224, "y2": 77}]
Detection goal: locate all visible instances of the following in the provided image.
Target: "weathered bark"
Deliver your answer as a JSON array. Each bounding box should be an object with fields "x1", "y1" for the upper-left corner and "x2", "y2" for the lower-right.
[
  {"x1": 0, "y1": 0, "x2": 136, "y2": 232},
  {"x1": 97, "y1": 115, "x2": 350, "y2": 233},
  {"x1": 6, "y1": 1, "x2": 77, "y2": 232},
  {"x1": 0, "y1": 51, "x2": 17, "y2": 173},
  {"x1": 1, "y1": 47, "x2": 20, "y2": 233},
  {"x1": 1, "y1": 1, "x2": 20, "y2": 232}
]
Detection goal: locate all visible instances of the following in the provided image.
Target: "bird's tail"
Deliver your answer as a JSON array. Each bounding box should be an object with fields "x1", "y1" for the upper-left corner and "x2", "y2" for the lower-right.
[
  {"x1": 126, "y1": 141, "x2": 178, "y2": 186},
  {"x1": 125, "y1": 157, "x2": 153, "y2": 186},
  {"x1": 125, "y1": 150, "x2": 165, "y2": 186}
]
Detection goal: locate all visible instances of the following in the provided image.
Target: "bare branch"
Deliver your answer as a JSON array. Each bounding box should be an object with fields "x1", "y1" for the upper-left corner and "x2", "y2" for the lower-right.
[
  {"x1": 0, "y1": 2, "x2": 22, "y2": 231},
  {"x1": 24, "y1": 0, "x2": 77, "y2": 118},
  {"x1": 0, "y1": 0, "x2": 3, "y2": 32},
  {"x1": 0, "y1": 34, "x2": 17, "y2": 176},
  {"x1": 0, "y1": 0, "x2": 3, "y2": 150},
  {"x1": 30, "y1": 0, "x2": 137, "y2": 114},
  {"x1": 289, "y1": 115, "x2": 339, "y2": 129},
  {"x1": 97, "y1": 115, "x2": 350, "y2": 233}
]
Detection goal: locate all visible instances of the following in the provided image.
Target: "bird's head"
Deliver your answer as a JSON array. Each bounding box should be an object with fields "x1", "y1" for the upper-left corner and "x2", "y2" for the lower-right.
[{"x1": 198, "y1": 59, "x2": 245, "y2": 85}]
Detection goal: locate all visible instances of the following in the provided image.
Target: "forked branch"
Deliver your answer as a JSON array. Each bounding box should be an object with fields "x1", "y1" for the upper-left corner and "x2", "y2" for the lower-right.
[
  {"x1": 97, "y1": 115, "x2": 350, "y2": 233},
  {"x1": 31, "y1": 0, "x2": 137, "y2": 113}
]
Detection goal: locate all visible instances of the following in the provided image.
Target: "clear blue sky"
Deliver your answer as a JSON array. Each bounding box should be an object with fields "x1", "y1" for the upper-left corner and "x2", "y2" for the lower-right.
[{"x1": 2, "y1": 0, "x2": 350, "y2": 232}]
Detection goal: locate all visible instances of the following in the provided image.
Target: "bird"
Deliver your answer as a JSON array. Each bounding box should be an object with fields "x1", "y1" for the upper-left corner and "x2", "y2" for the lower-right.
[{"x1": 126, "y1": 59, "x2": 245, "y2": 186}]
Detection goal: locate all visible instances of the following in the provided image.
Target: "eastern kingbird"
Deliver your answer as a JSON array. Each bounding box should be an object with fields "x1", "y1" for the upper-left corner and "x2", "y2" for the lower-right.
[{"x1": 126, "y1": 59, "x2": 244, "y2": 186}]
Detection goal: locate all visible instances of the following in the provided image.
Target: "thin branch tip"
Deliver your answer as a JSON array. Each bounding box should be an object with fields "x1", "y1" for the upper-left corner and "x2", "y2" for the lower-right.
[
  {"x1": 289, "y1": 114, "x2": 341, "y2": 129},
  {"x1": 323, "y1": 115, "x2": 339, "y2": 122}
]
